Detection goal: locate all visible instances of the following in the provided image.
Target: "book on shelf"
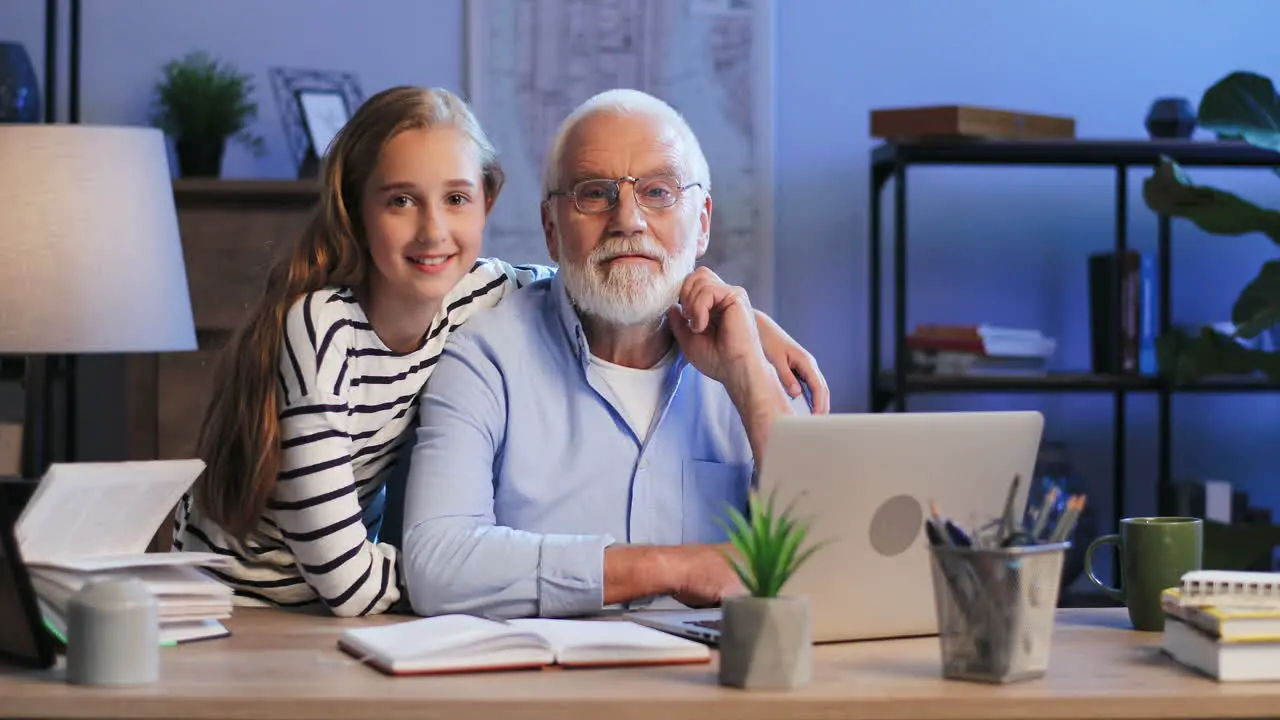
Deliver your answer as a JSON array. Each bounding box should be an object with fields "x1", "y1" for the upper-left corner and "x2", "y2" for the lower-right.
[
  {"x1": 338, "y1": 614, "x2": 711, "y2": 676},
  {"x1": 1160, "y1": 573, "x2": 1280, "y2": 682},
  {"x1": 1088, "y1": 250, "x2": 1157, "y2": 375},
  {"x1": 14, "y1": 459, "x2": 235, "y2": 644},
  {"x1": 906, "y1": 323, "x2": 1055, "y2": 376}
]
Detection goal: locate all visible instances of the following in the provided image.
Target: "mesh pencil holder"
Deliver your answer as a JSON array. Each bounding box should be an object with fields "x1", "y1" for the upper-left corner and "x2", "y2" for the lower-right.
[{"x1": 927, "y1": 542, "x2": 1068, "y2": 683}]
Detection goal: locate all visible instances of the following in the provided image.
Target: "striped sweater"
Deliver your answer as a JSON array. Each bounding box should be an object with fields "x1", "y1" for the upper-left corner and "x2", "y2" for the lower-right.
[{"x1": 173, "y1": 258, "x2": 551, "y2": 616}]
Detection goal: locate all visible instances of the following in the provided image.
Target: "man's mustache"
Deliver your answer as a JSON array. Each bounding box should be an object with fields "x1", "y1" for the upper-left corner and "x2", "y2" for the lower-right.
[{"x1": 591, "y1": 237, "x2": 667, "y2": 264}]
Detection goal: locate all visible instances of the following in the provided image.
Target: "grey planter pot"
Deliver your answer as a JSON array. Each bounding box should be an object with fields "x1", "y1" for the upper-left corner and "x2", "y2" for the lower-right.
[{"x1": 717, "y1": 595, "x2": 812, "y2": 690}]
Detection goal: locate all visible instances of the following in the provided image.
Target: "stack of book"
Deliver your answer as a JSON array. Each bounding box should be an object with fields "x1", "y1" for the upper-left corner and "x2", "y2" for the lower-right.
[
  {"x1": 15, "y1": 459, "x2": 235, "y2": 644},
  {"x1": 906, "y1": 323, "x2": 1056, "y2": 376},
  {"x1": 1160, "y1": 570, "x2": 1280, "y2": 681}
]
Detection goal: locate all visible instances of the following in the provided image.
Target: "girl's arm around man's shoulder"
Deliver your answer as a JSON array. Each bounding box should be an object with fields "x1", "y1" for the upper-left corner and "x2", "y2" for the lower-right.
[{"x1": 474, "y1": 257, "x2": 558, "y2": 290}]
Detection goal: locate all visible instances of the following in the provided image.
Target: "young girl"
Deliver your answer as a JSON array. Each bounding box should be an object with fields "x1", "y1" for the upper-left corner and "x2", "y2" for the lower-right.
[{"x1": 173, "y1": 85, "x2": 827, "y2": 617}]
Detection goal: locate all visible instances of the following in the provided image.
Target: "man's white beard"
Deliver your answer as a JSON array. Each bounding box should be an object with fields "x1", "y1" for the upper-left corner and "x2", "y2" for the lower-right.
[{"x1": 559, "y1": 233, "x2": 697, "y2": 327}]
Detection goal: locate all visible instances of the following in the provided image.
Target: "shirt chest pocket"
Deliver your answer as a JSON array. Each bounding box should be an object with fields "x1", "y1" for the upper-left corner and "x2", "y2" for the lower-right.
[{"x1": 681, "y1": 460, "x2": 751, "y2": 544}]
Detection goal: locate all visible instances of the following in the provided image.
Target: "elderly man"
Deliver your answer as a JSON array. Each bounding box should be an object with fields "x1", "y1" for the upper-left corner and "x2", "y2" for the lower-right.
[{"x1": 400, "y1": 89, "x2": 811, "y2": 620}]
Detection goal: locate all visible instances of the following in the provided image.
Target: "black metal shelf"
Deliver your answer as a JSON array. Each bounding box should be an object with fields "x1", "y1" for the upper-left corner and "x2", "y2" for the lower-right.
[
  {"x1": 868, "y1": 137, "x2": 1280, "y2": 537},
  {"x1": 875, "y1": 371, "x2": 1280, "y2": 397},
  {"x1": 870, "y1": 138, "x2": 1280, "y2": 169}
]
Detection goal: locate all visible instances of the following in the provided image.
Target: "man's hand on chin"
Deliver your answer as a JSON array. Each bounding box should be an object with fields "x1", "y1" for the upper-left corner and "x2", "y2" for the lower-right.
[
  {"x1": 668, "y1": 267, "x2": 793, "y2": 461},
  {"x1": 667, "y1": 266, "x2": 767, "y2": 388}
]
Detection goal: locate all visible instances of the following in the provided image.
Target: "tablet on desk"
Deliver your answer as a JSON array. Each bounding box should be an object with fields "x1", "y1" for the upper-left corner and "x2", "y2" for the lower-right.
[{"x1": 0, "y1": 478, "x2": 58, "y2": 669}]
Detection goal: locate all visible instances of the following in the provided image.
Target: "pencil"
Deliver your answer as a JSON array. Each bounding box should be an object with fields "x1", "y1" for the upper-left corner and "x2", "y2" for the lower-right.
[
  {"x1": 1029, "y1": 486, "x2": 1059, "y2": 540},
  {"x1": 1050, "y1": 495, "x2": 1087, "y2": 543}
]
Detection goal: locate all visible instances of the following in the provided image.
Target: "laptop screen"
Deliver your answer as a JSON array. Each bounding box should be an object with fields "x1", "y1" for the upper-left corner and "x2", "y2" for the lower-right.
[{"x1": 0, "y1": 478, "x2": 56, "y2": 668}]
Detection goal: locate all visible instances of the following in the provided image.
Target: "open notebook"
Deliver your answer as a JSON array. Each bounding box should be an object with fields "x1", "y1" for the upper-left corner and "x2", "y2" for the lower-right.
[{"x1": 338, "y1": 614, "x2": 711, "y2": 676}]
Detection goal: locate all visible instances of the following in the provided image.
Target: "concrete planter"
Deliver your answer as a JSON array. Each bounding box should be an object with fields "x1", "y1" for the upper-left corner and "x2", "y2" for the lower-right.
[{"x1": 717, "y1": 595, "x2": 812, "y2": 690}]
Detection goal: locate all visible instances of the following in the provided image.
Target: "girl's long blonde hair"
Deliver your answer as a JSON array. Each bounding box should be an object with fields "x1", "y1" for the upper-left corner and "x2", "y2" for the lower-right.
[{"x1": 192, "y1": 86, "x2": 504, "y2": 542}]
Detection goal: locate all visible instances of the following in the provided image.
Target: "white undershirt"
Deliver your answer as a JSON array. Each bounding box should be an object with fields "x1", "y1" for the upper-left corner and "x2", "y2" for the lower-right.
[{"x1": 589, "y1": 348, "x2": 676, "y2": 442}]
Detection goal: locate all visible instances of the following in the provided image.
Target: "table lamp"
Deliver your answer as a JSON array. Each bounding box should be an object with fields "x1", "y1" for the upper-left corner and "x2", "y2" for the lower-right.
[{"x1": 0, "y1": 124, "x2": 197, "y2": 479}]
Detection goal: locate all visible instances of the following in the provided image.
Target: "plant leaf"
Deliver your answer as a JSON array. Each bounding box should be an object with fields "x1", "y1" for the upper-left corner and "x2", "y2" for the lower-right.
[
  {"x1": 1198, "y1": 71, "x2": 1280, "y2": 153},
  {"x1": 712, "y1": 487, "x2": 827, "y2": 598},
  {"x1": 717, "y1": 504, "x2": 759, "y2": 594},
  {"x1": 1232, "y1": 260, "x2": 1280, "y2": 338},
  {"x1": 725, "y1": 554, "x2": 755, "y2": 595},
  {"x1": 1158, "y1": 326, "x2": 1280, "y2": 383},
  {"x1": 1142, "y1": 156, "x2": 1280, "y2": 245}
]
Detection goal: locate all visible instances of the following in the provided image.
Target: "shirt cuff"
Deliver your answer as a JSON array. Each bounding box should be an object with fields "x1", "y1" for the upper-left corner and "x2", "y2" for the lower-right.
[{"x1": 537, "y1": 533, "x2": 616, "y2": 617}]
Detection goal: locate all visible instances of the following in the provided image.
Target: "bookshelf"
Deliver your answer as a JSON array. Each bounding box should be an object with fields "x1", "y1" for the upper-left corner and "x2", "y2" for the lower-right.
[{"x1": 867, "y1": 138, "x2": 1280, "y2": 548}]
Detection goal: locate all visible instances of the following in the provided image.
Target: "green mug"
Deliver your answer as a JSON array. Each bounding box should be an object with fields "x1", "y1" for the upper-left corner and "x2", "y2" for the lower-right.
[{"x1": 1084, "y1": 517, "x2": 1203, "y2": 631}]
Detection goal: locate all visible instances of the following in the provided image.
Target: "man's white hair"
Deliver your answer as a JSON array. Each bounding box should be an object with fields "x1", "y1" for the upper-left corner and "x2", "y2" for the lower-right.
[{"x1": 541, "y1": 88, "x2": 712, "y2": 198}]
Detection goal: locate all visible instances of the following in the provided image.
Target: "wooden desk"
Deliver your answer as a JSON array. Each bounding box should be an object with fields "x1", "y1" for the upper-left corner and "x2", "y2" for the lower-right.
[{"x1": 1, "y1": 607, "x2": 1278, "y2": 720}]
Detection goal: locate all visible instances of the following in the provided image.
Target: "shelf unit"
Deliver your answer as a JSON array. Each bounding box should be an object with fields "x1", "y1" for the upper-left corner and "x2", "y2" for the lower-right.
[{"x1": 868, "y1": 138, "x2": 1280, "y2": 533}]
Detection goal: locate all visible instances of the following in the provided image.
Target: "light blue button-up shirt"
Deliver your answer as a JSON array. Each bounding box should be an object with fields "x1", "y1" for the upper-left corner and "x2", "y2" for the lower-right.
[{"x1": 400, "y1": 274, "x2": 810, "y2": 619}]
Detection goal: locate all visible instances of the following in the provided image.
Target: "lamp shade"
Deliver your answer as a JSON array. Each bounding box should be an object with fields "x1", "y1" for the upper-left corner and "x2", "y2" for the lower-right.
[{"x1": 0, "y1": 125, "x2": 196, "y2": 354}]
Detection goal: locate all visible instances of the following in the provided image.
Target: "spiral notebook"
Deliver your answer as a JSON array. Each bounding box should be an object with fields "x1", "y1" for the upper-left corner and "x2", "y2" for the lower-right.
[{"x1": 1174, "y1": 571, "x2": 1280, "y2": 609}]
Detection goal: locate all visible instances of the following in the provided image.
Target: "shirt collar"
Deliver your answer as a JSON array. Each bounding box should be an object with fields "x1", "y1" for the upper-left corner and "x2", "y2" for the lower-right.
[{"x1": 550, "y1": 273, "x2": 592, "y2": 368}]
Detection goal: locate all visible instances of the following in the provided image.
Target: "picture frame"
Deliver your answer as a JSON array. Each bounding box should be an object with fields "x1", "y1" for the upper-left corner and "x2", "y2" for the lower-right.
[
  {"x1": 297, "y1": 89, "x2": 350, "y2": 162},
  {"x1": 268, "y1": 67, "x2": 364, "y2": 178}
]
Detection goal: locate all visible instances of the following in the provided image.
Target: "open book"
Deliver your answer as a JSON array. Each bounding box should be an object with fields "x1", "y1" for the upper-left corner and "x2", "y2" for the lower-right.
[
  {"x1": 338, "y1": 615, "x2": 711, "y2": 676},
  {"x1": 15, "y1": 459, "x2": 229, "y2": 571},
  {"x1": 14, "y1": 460, "x2": 234, "y2": 644}
]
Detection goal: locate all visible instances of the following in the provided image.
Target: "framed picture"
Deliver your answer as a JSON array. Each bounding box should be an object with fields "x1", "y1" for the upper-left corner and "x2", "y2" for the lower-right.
[
  {"x1": 268, "y1": 67, "x2": 364, "y2": 177},
  {"x1": 297, "y1": 89, "x2": 350, "y2": 160}
]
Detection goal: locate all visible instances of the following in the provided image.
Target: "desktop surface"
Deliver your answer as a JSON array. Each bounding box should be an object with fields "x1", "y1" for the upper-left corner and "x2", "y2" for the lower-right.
[{"x1": 0, "y1": 607, "x2": 1277, "y2": 720}]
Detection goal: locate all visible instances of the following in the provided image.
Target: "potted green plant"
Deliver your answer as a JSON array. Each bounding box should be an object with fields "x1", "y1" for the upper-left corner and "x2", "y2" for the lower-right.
[
  {"x1": 715, "y1": 489, "x2": 825, "y2": 690},
  {"x1": 149, "y1": 51, "x2": 264, "y2": 177},
  {"x1": 1141, "y1": 71, "x2": 1280, "y2": 383}
]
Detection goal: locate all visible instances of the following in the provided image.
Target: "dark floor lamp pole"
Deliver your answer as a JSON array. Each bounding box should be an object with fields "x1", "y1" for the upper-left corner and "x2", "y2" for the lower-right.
[
  {"x1": 19, "y1": 357, "x2": 53, "y2": 480},
  {"x1": 17, "y1": 0, "x2": 84, "y2": 479},
  {"x1": 42, "y1": 0, "x2": 55, "y2": 124},
  {"x1": 63, "y1": 0, "x2": 81, "y2": 464},
  {"x1": 19, "y1": 0, "x2": 60, "y2": 480}
]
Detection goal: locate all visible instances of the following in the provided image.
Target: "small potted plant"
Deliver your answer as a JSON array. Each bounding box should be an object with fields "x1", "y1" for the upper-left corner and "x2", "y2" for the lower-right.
[
  {"x1": 716, "y1": 489, "x2": 825, "y2": 690},
  {"x1": 149, "y1": 50, "x2": 265, "y2": 177}
]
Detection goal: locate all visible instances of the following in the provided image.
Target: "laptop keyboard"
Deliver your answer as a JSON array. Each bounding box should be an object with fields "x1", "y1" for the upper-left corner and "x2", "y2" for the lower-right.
[{"x1": 689, "y1": 619, "x2": 721, "y2": 631}]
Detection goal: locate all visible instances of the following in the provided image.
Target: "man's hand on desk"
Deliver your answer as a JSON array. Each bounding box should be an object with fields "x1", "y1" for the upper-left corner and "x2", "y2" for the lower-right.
[{"x1": 603, "y1": 543, "x2": 744, "y2": 608}]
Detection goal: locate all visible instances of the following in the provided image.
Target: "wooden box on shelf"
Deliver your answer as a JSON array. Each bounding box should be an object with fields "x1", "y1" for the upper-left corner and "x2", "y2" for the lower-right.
[{"x1": 870, "y1": 105, "x2": 1076, "y2": 141}]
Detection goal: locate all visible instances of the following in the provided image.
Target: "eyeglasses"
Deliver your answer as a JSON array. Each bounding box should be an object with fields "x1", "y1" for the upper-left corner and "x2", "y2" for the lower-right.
[{"x1": 547, "y1": 176, "x2": 704, "y2": 214}]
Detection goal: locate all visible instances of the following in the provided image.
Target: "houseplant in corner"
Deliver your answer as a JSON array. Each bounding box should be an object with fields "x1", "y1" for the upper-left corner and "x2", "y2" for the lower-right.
[
  {"x1": 1141, "y1": 70, "x2": 1280, "y2": 383},
  {"x1": 149, "y1": 51, "x2": 264, "y2": 177},
  {"x1": 1142, "y1": 70, "x2": 1280, "y2": 569},
  {"x1": 716, "y1": 489, "x2": 824, "y2": 690}
]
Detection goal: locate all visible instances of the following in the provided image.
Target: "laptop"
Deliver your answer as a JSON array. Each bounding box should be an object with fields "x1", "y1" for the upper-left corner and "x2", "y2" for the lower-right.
[{"x1": 625, "y1": 410, "x2": 1042, "y2": 645}]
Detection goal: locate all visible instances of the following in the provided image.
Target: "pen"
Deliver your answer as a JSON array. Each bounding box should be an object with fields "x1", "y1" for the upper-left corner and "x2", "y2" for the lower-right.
[
  {"x1": 924, "y1": 517, "x2": 946, "y2": 546},
  {"x1": 998, "y1": 474, "x2": 1021, "y2": 543},
  {"x1": 930, "y1": 500, "x2": 972, "y2": 547}
]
